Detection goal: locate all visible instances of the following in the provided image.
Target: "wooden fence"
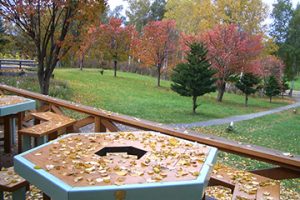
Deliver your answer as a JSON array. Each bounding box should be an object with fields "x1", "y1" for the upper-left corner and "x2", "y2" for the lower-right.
[
  {"x1": 0, "y1": 84, "x2": 299, "y2": 181},
  {"x1": 0, "y1": 59, "x2": 37, "y2": 69}
]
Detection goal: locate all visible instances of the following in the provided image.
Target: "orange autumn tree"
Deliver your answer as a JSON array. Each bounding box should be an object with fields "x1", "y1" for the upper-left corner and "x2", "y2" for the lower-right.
[
  {"x1": 74, "y1": 26, "x2": 99, "y2": 71},
  {"x1": 96, "y1": 18, "x2": 137, "y2": 77},
  {"x1": 202, "y1": 24, "x2": 263, "y2": 102},
  {"x1": 134, "y1": 20, "x2": 179, "y2": 86},
  {"x1": 0, "y1": 0, "x2": 106, "y2": 94}
]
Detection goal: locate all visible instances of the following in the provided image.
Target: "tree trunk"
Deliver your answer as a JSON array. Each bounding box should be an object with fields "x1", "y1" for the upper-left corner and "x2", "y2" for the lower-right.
[
  {"x1": 245, "y1": 94, "x2": 248, "y2": 106},
  {"x1": 114, "y1": 60, "x2": 117, "y2": 77},
  {"x1": 269, "y1": 96, "x2": 272, "y2": 103},
  {"x1": 79, "y1": 57, "x2": 84, "y2": 71},
  {"x1": 192, "y1": 96, "x2": 197, "y2": 114},
  {"x1": 157, "y1": 64, "x2": 161, "y2": 87},
  {"x1": 37, "y1": 69, "x2": 51, "y2": 95},
  {"x1": 217, "y1": 82, "x2": 226, "y2": 102}
]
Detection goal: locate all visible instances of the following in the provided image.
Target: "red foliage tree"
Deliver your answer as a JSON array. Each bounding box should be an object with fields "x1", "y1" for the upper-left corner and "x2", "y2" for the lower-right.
[
  {"x1": 258, "y1": 55, "x2": 285, "y2": 81},
  {"x1": 133, "y1": 20, "x2": 179, "y2": 86},
  {"x1": 96, "y1": 18, "x2": 137, "y2": 77},
  {"x1": 74, "y1": 27, "x2": 99, "y2": 71},
  {"x1": 202, "y1": 24, "x2": 263, "y2": 102}
]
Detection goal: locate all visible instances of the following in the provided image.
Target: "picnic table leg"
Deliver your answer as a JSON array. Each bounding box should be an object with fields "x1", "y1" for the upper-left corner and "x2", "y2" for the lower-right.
[
  {"x1": 36, "y1": 136, "x2": 47, "y2": 146},
  {"x1": 22, "y1": 135, "x2": 31, "y2": 152},
  {"x1": 43, "y1": 193, "x2": 51, "y2": 200},
  {"x1": 3, "y1": 116, "x2": 11, "y2": 153},
  {"x1": 11, "y1": 118, "x2": 16, "y2": 145},
  {"x1": 12, "y1": 186, "x2": 26, "y2": 200},
  {"x1": 0, "y1": 191, "x2": 3, "y2": 200}
]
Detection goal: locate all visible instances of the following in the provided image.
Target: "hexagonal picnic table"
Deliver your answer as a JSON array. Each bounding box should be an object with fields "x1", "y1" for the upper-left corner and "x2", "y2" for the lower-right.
[
  {"x1": 14, "y1": 131, "x2": 218, "y2": 200},
  {"x1": 0, "y1": 95, "x2": 35, "y2": 153}
]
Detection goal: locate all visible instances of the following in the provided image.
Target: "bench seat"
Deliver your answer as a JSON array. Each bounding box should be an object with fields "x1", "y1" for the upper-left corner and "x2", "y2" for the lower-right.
[
  {"x1": 18, "y1": 112, "x2": 76, "y2": 152},
  {"x1": 0, "y1": 167, "x2": 29, "y2": 200},
  {"x1": 209, "y1": 163, "x2": 280, "y2": 200}
]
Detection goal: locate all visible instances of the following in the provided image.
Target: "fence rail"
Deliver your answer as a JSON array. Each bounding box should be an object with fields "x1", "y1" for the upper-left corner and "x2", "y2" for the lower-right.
[
  {"x1": 0, "y1": 84, "x2": 299, "y2": 181},
  {"x1": 0, "y1": 59, "x2": 37, "y2": 69}
]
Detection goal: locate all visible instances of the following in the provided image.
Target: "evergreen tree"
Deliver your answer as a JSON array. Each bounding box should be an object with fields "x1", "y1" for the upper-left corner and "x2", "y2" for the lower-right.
[
  {"x1": 264, "y1": 76, "x2": 281, "y2": 103},
  {"x1": 235, "y1": 73, "x2": 260, "y2": 106},
  {"x1": 280, "y1": 76, "x2": 290, "y2": 97},
  {"x1": 171, "y1": 42, "x2": 216, "y2": 114}
]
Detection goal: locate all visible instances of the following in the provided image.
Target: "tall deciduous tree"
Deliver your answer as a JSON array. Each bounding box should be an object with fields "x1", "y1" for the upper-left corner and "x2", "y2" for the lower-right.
[
  {"x1": 97, "y1": 18, "x2": 136, "y2": 77},
  {"x1": 134, "y1": 20, "x2": 178, "y2": 87},
  {"x1": 165, "y1": 0, "x2": 215, "y2": 34},
  {"x1": 165, "y1": 0, "x2": 267, "y2": 34},
  {"x1": 270, "y1": 0, "x2": 293, "y2": 44},
  {"x1": 0, "y1": 0, "x2": 106, "y2": 94},
  {"x1": 202, "y1": 24, "x2": 263, "y2": 102},
  {"x1": 171, "y1": 43, "x2": 216, "y2": 114},
  {"x1": 149, "y1": 0, "x2": 166, "y2": 21},
  {"x1": 0, "y1": 18, "x2": 7, "y2": 49},
  {"x1": 235, "y1": 73, "x2": 260, "y2": 106},
  {"x1": 214, "y1": 0, "x2": 268, "y2": 34},
  {"x1": 284, "y1": 4, "x2": 300, "y2": 96},
  {"x1": 125, "y1": 0, "x2": 151, "y2": 32}
]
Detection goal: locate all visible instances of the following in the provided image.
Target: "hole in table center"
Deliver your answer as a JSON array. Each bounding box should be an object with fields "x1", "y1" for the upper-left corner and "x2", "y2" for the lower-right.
[{"x1": 95, "y1": 146, "x2": 147, "y2": 159}]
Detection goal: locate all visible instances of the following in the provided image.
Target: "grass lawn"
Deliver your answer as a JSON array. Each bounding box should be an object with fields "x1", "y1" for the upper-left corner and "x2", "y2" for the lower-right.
[
  {"x1": 193, "y1": 109, "x2": 300, "y2": 191},
  {"x1": 52, "y1": 68, "x2": 293, "y2": 124}
]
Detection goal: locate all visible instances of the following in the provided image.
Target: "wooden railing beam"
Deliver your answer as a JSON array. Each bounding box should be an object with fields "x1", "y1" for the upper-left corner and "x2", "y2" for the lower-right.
[
  {"x1": 250, "y1": 167, "x2": 300, "y2": 180},
  {"x1": 0, "y1": 84, "x2": 299, "y2": 174}
]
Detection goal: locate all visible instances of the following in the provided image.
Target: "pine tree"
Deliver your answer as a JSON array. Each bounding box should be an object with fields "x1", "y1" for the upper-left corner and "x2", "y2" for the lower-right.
[
  {"x1": 264, "y1": 76, "x2": 281, "y2": 103},
  {"x1": 171, "y1": 42, "x2": 216, "y2": 114},
  {"x1": 280, "y1": 76, "x2": 290, "y2": 97},
  {"x1": 235, "y1": 73, "x2": 260, "y2": 106}
]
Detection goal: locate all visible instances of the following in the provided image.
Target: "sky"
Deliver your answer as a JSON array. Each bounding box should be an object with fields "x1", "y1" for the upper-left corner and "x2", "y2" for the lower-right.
[{"x1": 108, "y1": 0, "x2": 300, "y2": 25}]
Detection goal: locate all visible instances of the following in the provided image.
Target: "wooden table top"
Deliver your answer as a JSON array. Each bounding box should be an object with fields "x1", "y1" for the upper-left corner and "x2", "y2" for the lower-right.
[
  {"x1": 0, "y1": 95, "x2": 30, "y2": 107},
  {"x1": 23, "y1": 131, "x2": 212, "y2": 187}
]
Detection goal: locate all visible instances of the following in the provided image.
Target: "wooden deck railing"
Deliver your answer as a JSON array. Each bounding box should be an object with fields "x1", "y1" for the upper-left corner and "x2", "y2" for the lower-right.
[{"x1": 0, "y1": 84, "x2": 299, "y2": 181}]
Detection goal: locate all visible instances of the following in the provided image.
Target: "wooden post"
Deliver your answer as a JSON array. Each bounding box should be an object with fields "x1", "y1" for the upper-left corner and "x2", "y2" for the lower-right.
[
  {"x1": 94, "y1": 116, "x2": 106, "y2": 132},
  {"x1": 19, "y1": 61, "x2": 22, "y2": 69},
  {"x1": 3, "y1": 116, "x2": 11, "y2": 153},
  {"x1": 17, "y1": 112, "x2": 24, "y2": 130}
]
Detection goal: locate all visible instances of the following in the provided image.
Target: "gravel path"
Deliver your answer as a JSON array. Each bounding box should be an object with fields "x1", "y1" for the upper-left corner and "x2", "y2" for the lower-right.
[{"x1": 170, "y1": 92, "x2": 300, "y2": 129}]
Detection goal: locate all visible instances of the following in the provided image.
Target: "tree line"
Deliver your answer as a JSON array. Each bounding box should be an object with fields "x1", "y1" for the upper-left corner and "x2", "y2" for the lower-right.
[{"x1": 0, "y1": 0, "x2": 299, "y2": 101}]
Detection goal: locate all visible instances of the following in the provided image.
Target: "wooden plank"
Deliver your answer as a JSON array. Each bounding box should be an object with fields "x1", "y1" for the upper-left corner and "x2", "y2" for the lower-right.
[
  {"x1": 256, "y1": 184, "x2": 280, "y2": 200},
  {"x1": 74, "y1": 116, "x2": 94, "y2": 129},
  {"x1": 251, "y1": 167, "x2": 300, "y2": 180},
  {"x1": 23, "y1": 105, "x2": 50, "y2": 122},
  {"x1": 51, "y1": 105, "x2": 64, "y2": 115},
  {"x1": 0, "y1": 84, "x2": 299, "y2": 173},
  {"x1": 232, "y1": 184, "x2": 255, "y2": 200},
  {"x1": 101, "y1": 119, "x2": 120, "y2": 132}
]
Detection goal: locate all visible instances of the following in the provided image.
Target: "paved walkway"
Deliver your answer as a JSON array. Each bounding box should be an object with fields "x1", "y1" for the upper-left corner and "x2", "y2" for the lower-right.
[{"x1": 171, "y1": 92, "x2": 300, "y2": 129}]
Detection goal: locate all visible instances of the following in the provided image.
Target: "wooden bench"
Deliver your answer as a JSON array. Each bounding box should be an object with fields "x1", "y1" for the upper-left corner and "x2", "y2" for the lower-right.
[
  {"x1": 18, "y1": 112, "x2": 76, "y2": 152},
  {"x1": 208, "y1": 163, "x2": 280, "y2": 200},
  {"x1": 0, "y1": 167, "x2": 29, "y2": 200}
]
